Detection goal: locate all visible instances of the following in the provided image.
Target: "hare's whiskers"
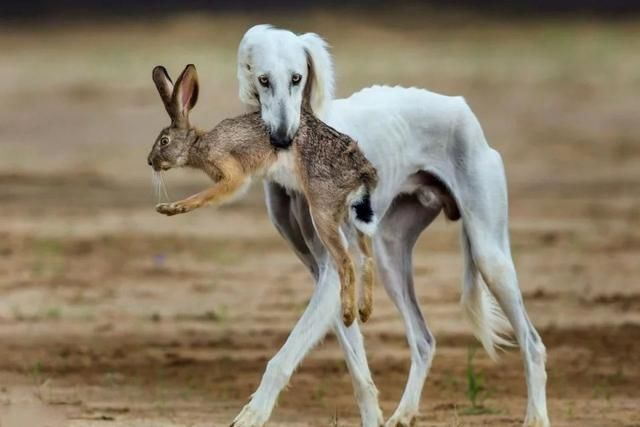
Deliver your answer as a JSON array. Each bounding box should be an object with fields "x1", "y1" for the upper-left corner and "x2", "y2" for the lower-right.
[
  {"x1": 158, "y1": 171, "x2": 171, "y2": 202},
  {"x1": 152, "y1": 171, "x2": 163, "y2": 202},
  {"x1": 151, "y1": 171, "x2": 158, "y2": 200}
]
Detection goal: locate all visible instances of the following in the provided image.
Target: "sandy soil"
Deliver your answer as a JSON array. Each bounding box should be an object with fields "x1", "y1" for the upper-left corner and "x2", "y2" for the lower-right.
[{"x1": 1, "y1": 13, "x2": 639, "y2": 427}]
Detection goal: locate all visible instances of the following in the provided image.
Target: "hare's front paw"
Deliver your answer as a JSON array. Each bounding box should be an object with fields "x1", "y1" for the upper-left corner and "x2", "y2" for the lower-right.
[{"x1": 156, "y1": 202, "x2": 189, "y2": 216}]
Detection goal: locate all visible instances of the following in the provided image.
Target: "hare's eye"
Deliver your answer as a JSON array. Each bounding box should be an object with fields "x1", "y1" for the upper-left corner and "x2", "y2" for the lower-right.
[
  {"x1": 291, "y1": 73, "x2": 302, "y2": 86},
  {"x1": 258, "y1": 75, "x2": 269, "y2": 88},
  {"x1": 160, "y1": 136, "x2": 170, "y2": 146}
]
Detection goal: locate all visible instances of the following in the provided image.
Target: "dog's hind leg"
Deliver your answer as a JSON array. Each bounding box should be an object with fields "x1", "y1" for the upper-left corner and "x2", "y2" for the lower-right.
[
  {"x1": 460, "y1": 149, "x2": 549, "y2": 427},
  {"x1": 373, "y1": 194, "x2": 441, "y2": 427}
]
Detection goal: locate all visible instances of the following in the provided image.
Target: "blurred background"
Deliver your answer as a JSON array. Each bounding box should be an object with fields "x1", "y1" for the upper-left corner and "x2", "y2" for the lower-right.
[{"x1": 0, "y1": 2, "x2": 639, "y2": 426}]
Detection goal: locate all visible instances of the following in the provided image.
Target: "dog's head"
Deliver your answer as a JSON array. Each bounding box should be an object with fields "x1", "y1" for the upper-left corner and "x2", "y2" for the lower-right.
[{"x1": 237, "y1": 25, "x2": 334, "y2": 149}]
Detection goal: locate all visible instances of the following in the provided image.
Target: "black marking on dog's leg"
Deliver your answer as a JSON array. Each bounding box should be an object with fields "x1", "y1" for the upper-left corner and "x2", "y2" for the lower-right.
[{"x1": 353, "y1": 193, "x2": 374, "y2": 223}]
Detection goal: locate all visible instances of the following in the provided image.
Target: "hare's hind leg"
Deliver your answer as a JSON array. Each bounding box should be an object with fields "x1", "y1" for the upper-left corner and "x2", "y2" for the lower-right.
[
  {"x1": 309, "y1": 207, "x2": 357, "y2": 326},
  {"x1": 356, "y1": 231, "x2": 375, "y2": 323}
]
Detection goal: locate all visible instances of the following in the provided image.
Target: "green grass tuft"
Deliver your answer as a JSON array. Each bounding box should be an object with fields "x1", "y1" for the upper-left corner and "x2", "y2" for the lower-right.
[{"x1": 461, "y1": 346, "x2": 498, "y2": 416}]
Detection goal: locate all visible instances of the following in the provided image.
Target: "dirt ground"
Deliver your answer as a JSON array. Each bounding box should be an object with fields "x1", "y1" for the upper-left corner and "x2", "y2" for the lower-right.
[{"x1": 1, "y1": 12, "x2": 639, "y2": 427}]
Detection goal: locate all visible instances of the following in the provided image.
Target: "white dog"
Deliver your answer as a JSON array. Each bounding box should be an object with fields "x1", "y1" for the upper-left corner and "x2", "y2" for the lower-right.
[
  {"x1": 237, "y1": 24, "x2": 333, "y2": 147},
  {"x1": 232, "y1": 24, "x2": 550, "y2": 427}
]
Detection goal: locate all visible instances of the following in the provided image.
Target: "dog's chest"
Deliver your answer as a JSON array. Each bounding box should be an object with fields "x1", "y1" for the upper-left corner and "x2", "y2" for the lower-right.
[{"x1": 264, "y1": 150, "x2": 301, "y2": 191}]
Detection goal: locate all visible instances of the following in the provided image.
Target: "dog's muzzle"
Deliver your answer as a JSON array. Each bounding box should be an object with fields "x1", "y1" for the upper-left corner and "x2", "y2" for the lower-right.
[{"x1": 269, "y1": 127, "x2": 292, "y2": 149}]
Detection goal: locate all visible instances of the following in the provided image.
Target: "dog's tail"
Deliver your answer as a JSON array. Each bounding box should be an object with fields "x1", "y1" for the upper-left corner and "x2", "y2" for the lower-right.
[
  {"x1": 460, "y1": 227, "x2": 514, "y2": 361},
  {"x1": 348, "y1": 185, "x2": 377, "y2": 236}
]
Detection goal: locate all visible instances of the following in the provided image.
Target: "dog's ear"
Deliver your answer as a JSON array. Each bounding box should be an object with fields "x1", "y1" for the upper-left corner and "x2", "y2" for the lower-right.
[
  {"x1": 172, "y1": 64, "x2": 199, "y2": 127},
  {"x1": 237, "y1": 24, "x2": 273, "y2": 109},
  {"x1": 152, "y1": 66, "x2": 175, "y2": 119},
  {"x1": 300, "y1": 32, "x2": 334, "y2": 118}
]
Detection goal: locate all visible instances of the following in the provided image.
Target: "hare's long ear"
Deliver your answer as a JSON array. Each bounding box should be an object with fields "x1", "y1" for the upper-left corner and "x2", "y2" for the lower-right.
[
  {"x1": 152, "y1": 66, "x2": 175, "y2": 119},
  {"x1": 172, "y1": 64, "x2": 199, "y2": 127}
]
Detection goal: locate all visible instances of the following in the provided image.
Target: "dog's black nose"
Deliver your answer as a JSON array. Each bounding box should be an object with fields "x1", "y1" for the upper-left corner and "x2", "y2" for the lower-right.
[
  {"x1": 147, "y1": 158, "x2": 152, "y2": 166},
  {"x1": 269, "y1": 127, "x2": 292, "y2": 149},
  {"x1": 270, "y1": 135, "x2": 292, "y2": 149}
]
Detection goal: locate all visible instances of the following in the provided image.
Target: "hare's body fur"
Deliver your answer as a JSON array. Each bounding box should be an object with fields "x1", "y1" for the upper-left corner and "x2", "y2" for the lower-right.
[
  {"x1": 147, "y1": 65, "x2": 378, "y2": 327},
  {"x1": 182, "y1": 111, "x2": 379, "y2": 238}
]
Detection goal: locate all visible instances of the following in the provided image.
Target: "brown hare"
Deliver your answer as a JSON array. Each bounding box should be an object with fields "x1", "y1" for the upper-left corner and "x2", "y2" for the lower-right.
[{"x1": 147, "y1": 64, "x2": 378, "y2": 326}]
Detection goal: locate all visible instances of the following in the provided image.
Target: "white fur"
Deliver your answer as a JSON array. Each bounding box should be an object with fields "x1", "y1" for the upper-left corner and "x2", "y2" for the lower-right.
[
  {"x1": 460, "y1": 216, "x2": 515, "y2": 361},
  {"x1": 461, "y1": 282, "x2": 514, "y2": 359},
  {"x1": 347, "y1": 185, "x2": 378, "y2": 236},
  {"x1": 234, "y1": 27, "x2": 549, "y2": 427},
  {"x1": 298, "y1": 32, "x2": 335, "y2": 118},
  {"x1": 330, "y1": 88, "x2": 548, "y2": 426},
  {"x1": 237, "y1": 25, "x2": 334, "y2": 139},
  {"x1": 352, "y1": 214, "x2": 377, "y2": 237},
  {"x1": 262, "y1": 150, "x2": 300, "y2": 192},
  {"x1": 373, "y1": 232, "x2": 437, "y2": 426},
  {"x1": 461, "y1": 231, "x2": 515, "y2": 360}
]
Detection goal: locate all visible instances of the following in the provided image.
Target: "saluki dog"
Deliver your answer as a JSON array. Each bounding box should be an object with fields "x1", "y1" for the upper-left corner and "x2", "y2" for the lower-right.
[{"x1": 232, "y1": 24, "x2": 549, "y2": 427}]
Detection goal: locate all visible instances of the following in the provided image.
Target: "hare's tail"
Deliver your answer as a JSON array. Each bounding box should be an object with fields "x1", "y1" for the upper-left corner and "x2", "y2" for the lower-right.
[{"x1": 348, "y1": 185, "x2": 378, "y2": 236}]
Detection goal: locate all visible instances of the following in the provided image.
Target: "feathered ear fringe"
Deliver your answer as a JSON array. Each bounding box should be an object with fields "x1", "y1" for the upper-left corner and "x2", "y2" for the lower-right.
[
  {"x1": 237, "y1": 25, "x2": 335, "y2": 119},
  {"x1": 237, "y1": 24, "x2": 273, "y2": 109},
  {"x1": 299, "y1": 32, "x2": 335, "y2": 120}
]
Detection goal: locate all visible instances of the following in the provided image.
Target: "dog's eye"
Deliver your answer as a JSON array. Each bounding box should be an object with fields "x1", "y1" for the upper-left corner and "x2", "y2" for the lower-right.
[
  {"x1": 258, "y1": 75, "x2": 269, "y2": 87},
  {"x1": 160, "y1": 136, "x2": 170, "y2": 146},
  {"x1": 291, "y1": 73, "x2": 302, "y2": 85}
]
